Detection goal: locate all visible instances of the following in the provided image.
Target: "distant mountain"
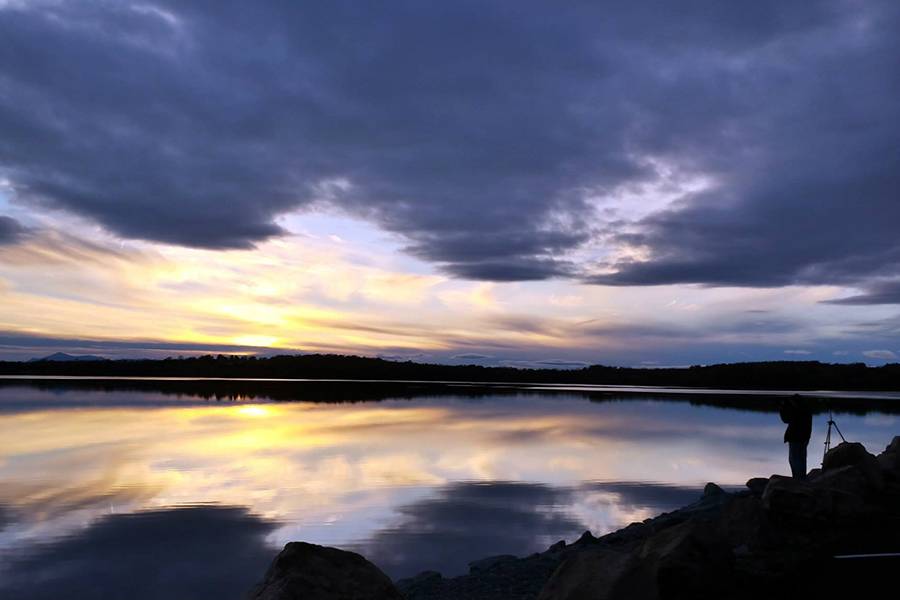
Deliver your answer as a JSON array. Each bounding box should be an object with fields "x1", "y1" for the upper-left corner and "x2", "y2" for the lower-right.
[{"x1": 28, "y1": 352, "x2": 108, "y2": 362}]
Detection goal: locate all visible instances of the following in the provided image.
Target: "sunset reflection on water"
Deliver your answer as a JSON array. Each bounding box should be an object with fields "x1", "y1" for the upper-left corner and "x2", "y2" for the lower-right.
[{"x1": 0, "y1": 383, "x2": 896, "y2": 596}]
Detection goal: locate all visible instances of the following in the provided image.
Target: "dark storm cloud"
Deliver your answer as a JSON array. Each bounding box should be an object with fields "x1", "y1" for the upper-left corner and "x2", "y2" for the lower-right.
[
  {"x1": 589, "y1": 2, "x2": 900, "y2": 289},
  {"x1": 0, "y1": 216, "x2": 26, "y2": 244},
  {"x1": 1, "y1": 1, "x2": 898, "y2": 284},
  {"x1": 0, "y1": 330, "x2": 283, "y2": 360},
  {"x1": 441, "y1": 257, "x2": 575, "y2": 282},
  {"x1": 0, "y1": 505, "x2": 278, "y2": 600},
  {"x1": 823, "y1": 279, "x2": 900, "y2": 305}
]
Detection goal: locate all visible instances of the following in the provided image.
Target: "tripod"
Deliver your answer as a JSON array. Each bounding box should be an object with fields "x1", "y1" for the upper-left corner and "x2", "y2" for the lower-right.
[{"x1": 822, "y1": 408, "x2": 846, "y2": 466}]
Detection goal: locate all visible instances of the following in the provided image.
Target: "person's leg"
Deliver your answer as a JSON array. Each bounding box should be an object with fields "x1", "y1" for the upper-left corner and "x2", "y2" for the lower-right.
[
  {"x1": 797, "y1": 442, "x2": 807, "y2": 480},
  {"x1": 789, "y1": 442, "x2": 807, "y2": 479}
]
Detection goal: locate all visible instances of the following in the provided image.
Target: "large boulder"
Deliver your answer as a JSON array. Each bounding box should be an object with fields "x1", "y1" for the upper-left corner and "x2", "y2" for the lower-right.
[
  {"x1": 250, "y1": 542, "x2": 403, "y2": 600},
  {"x1": 636, "y1": 519, "x2": 734, "y2": 599},
  {"x1": 537, "y1": 547, "x2": 655, "y2": 600},
  {"x1": 538, "y1": 520, "x2": 732, "y2": 600},
  {"x1": 822, "y1": 442, "x2": 884, "y2": 490},
  {"x1": 717, "y1": 493, "x2": 764, "y2": 547},
  {"x1": 808, "y1": 466, "x2": 871, "y2": 519},
  {"x1": 810, "y1": 465, "x2": 868, "y2": 495},
  {"x1": 886, "y1": 436, "x2": 900, "y2": 454},
  {"x1": 703, "y1": 482, "x2": 725, "y2": 497},
  {"x1": 761, "y1": 475, "x2": 829, "y2": 519},
  {"x1": 745, "y1": 477, "x2": 768, "y2": 496},
  {"x1": 394, "y1": 571, "x2": 443, "y2": 599},
  {"x1": 876, "y1": 436, "x2": 900, "y2": 480},
  {"x1": 468, "y1": 554, "x2": 517, "y2": 574}
]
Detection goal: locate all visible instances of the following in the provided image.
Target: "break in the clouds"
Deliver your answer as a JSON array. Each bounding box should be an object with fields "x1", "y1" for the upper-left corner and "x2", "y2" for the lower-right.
[{"x1": 1, "y1": 1, "x2": 898, "y2": 289}]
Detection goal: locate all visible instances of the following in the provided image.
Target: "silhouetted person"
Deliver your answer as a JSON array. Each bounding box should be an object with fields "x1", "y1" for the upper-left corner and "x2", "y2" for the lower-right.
[{"x1": 779, "y1": 394, "x2": 812, "y2": 479}]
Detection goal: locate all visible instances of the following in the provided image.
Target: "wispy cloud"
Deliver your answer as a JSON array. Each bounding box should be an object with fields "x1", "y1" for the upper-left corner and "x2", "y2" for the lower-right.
[{"x1": 862, "y1": 350, "x2": 898, "y2": 361}]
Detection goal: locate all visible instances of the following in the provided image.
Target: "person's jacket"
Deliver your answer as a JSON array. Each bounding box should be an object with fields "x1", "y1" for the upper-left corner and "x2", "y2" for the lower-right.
[{"x1": 780, "y1": 399, "x2": 812, "y2": 444}]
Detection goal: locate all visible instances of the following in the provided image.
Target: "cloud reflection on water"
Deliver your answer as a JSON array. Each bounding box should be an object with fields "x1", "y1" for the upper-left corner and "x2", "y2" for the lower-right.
[
  {"x1": 0, "y1": 385, "x2": 897, "y2": 591},
  {"x1": 354, "y1": 479, "x2": 709, "y2": 579},
  {"x1": 0, "y1": 506, "x2": 276, "y2": 600},
  {"x1": 356, "y1": 481, "x2": 582, "y2": 578}
]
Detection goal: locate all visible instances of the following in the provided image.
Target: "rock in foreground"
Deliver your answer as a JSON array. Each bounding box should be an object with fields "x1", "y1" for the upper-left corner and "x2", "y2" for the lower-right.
[
  {"x1": 250, "y1": 542, "x2": 403, "y2": 600},
  {"x1": 537, "y1": 437, "x2": 900, "y2": 600}
]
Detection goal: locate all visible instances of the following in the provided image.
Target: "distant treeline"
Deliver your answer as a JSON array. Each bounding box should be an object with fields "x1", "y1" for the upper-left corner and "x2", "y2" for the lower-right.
[
  {"x1": 4, "y1": 376, "x2": 900, "y2": 415},
  {"x1": 1, "y1": 354, "x2": 899, "y2": 391}
]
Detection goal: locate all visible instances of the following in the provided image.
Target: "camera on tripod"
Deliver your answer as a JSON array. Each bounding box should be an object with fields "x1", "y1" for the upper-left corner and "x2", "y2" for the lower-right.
[{"x1": 822, "y1": 406, "x2": 847, "y2": 466}]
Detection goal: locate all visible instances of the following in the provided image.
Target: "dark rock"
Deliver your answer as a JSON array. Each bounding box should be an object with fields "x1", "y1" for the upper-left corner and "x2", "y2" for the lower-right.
[
  {"x1": 810, "y1": 465, "x2": 869, "y2": 497},
  {"x1": 717, "y1": 494, "x2": 764, "y2": 547},
  {"x1": 403, "y1": 550, "x2": 565, "y2": 600},
  {"x1": 574, "y1": 530, "x2": 596, "y2": 545},
  {"x1": 761, "y1": 475, "x2": 829, "y2": 519},
  {"x1": 602, "y1": 521, "x2": 651, "y2": 547},
  {"x1": 539, "y1": 520, "x2": 733, "y2": 600},
  {"x1": 400, "y1": 570, "x2": 442, "y2": 584},
  {"x1": 468, "y1": 554, "x2": 517, "y2": 574},
  {"x1": 823, "y1": 442, "x2": 884, "y2": 490},
  {"x1": 878, "y1": 451, "x2": 899, "y2": 476},
  {"x1": 827, "y1": 487, "x2": 868, "y2": 519},
  {"x1": 745, "y1": 477, "x2": 768, "y2": 496},
  {"x1": 547, "y1": 540, "x2": 567, "y2": 553},
  {"x1": 823, "y1": 442, "x2": 871, "y2": 470},
  {"x1": 885, "y1": 435, "x2": 900, "y2": 454},
  {"x1": 537, "y1": 547, "x2": 655, "y2": 600},
  {"x1": 250, "y1": 542, "x2": 402, "y2": 600},
  {"x1": 703, "y1": 482, "x2": 725, "y2": 497},
  {"x1": 637, "y1": 519, "x2": 734, "y2": 599},
  {"x1": 877, "y1": 436, "x2": 900, "y2": 480},
  {"x1": 395, "y1": 570, "x2": 443, "y2": 598}
]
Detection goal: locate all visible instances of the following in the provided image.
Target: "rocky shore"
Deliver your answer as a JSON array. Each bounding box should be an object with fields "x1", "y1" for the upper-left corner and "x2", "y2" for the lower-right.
[{"x1": 251, "y1": 437, "x2": 900, "y2": 600}]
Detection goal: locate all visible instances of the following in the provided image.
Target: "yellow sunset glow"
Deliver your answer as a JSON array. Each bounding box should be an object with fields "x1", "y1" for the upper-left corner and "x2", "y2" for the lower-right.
[
  {"x1": 0, "y1": 209, "x2": 861, "y2": 363},
  {"x1": 235, "y1": 405, "x2": 272, "y2": 418}
]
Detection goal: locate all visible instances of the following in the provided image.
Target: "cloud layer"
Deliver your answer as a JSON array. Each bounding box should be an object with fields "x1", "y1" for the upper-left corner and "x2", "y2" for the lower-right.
[
  {"x1": 825, "y1": 280, "x2": 900, "y2": 306},
  {"x1": 0, "y1": 216, "x2": 25, "y2": 245},
  {"x1": 1, "y1": 1, "x2": 897, "y2": 289}
]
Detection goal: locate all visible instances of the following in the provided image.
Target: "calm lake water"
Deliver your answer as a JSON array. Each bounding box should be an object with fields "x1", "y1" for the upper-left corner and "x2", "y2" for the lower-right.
[{"x1": 0, "y1": 379, "x2": 897, "y2": 599}]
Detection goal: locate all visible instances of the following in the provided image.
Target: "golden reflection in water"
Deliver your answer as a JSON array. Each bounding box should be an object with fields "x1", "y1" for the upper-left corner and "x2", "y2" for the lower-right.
[{"x1": 4, "y1": 395, "x2": 885, "y2": 561}]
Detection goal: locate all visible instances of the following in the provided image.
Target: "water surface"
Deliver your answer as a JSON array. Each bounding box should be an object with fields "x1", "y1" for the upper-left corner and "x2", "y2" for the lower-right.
[{"x1": 0, "y1": 379, "x2": 896, "y2": 599}]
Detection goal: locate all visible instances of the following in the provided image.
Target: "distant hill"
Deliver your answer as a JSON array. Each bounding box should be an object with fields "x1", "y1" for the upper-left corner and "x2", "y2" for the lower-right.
[
  {"x1": 28, "y1": 352, "x2": 108, "y2": 362},
  {"x1": 2, "y1": 353, "x2": 899, "y2": 391}
]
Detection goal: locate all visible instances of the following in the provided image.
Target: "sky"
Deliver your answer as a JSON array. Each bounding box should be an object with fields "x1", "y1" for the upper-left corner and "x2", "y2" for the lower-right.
[{"x1": 0, "y1": 0, "x2": 899, "y2": 366}]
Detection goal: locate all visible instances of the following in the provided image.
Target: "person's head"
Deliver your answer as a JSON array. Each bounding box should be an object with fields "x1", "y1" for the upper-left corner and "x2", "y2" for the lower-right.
[{"x1": 791, "y1": 393, "x2": 811, "y2": 410}]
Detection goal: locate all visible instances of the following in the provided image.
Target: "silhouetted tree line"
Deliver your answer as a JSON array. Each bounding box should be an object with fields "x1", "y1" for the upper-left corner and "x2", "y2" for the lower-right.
[
  {"x1": 1, "y1": 354, "x2": 899, "y2": 391},
  {"x1": 3, "y1": 375, "x2": 898, "y2": 415}
]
